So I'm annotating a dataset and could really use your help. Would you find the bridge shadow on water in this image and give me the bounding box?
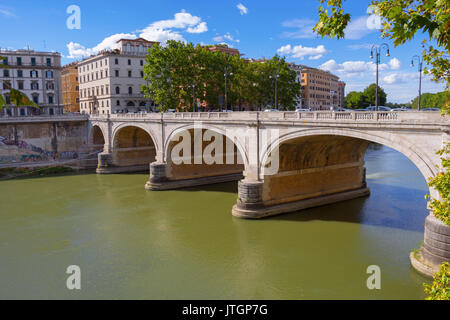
[271,181,428,233]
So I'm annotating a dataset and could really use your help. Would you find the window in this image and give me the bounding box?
[17,57,22,66]
[140,71,144,78]
[3,81,11,90]
[115,87,120,94]
[116,100,120,106]
[5,94,10,104]
[105,59,108,66]
[30,70,38,78]
[128,87,133,94]
[75,86,79,91]
[115,58,119,65]
[17,70,23,78]
[46,82,54,90]
[45,70,54,78]
[140,60,143,66]
[32,95,39,104]
[2,58,7,65]
[48,95,54,104]
[105,85,109,94]
[18,81,24,90]
[3,70,9,77]
[115,70,119,77]
[20,109,25,116]
[128,59,131,65]
[46,58,51,66]
[31,82,39,90]
[105,70,108,77]
[31,57,36,66]
[128,70,132,77]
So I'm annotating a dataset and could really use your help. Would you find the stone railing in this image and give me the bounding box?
[0,113,89,123]
[89,111,447,124]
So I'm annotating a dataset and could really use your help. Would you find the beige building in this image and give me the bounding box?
[0,49,63,116]
[61,62,80,113]
[289,63,340,110]
[78,38,158,115]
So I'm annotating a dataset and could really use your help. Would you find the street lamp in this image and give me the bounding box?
[370,43,390,112]
[269,66,281,110]
[224,66,233,112]
[411,55,423,111]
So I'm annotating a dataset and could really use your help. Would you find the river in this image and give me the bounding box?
[0,145,430,299]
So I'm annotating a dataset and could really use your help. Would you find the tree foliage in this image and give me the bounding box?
[141,41,301,112]
[424,262,450,300]
[411,91,450,109]
[313,0,450,88]
[344,83,387,108]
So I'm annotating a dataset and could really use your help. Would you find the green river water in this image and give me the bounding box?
[0,145,430,299]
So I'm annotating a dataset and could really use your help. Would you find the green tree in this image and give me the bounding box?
[363,83,387,106]
[313,0,450,88]
[411,91,450,109]
[345,91,366,108]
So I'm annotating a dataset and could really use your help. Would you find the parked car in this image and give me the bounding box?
[390,107,409,111]
[264,108,280,112]
[366,106,392,112]
[166,109,176,113]
[222,109,233,112]
[295,108,311,112]
[421,108,441,112]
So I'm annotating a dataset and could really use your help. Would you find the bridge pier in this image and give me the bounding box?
[145,161,243,191]
[410,213,450,277]
[232,180,370,219]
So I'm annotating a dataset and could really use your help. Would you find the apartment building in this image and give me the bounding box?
[289,63,340,110]
[0,49,63,116]
[61,62,80,113]
[78,38,158,115]
[337,81,346,109]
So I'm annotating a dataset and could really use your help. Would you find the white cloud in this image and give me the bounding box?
[281,19,316,39]
[388,57,401,70]
[347,43,373,50]
[187,22,208,34]
[213,33,240,43]
[344,16,378,40]
[237,3,248,15]
[151,10,202,29]
[0,8,16,18]
[277,44,327,60]
[66,10,208,58]
[319,59,389,78]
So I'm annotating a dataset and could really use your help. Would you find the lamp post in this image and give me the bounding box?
[224,66,233,112]
[370,43,390,111]
[269,66,280,110]
[410,55,423,111]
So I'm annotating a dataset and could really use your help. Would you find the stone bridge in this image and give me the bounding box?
[89,110,449,276]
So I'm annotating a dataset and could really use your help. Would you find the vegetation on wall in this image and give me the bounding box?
[424,262,450,300]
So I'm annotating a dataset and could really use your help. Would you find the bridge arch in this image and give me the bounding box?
[260,127,439,198]
[111,124,158,170]
[163,124,248,168]
[162,124,247,183]
[89,124,106,152]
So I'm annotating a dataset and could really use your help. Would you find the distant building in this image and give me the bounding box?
[61,62,80,113]
[0,49,63,116]
[205,45,241,56]
[78,38,158,115]
[288,63,339,110]
[337,81,346,109]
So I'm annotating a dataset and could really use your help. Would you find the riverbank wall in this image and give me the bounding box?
[0,115,96,169]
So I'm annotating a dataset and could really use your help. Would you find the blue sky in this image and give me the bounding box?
[0,0,445,103]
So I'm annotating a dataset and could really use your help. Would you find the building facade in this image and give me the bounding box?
[0,49,63,116]
[78,38,158,115]
[337,81,346,109]
[61,62,80,113]
[289,63,340,110]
